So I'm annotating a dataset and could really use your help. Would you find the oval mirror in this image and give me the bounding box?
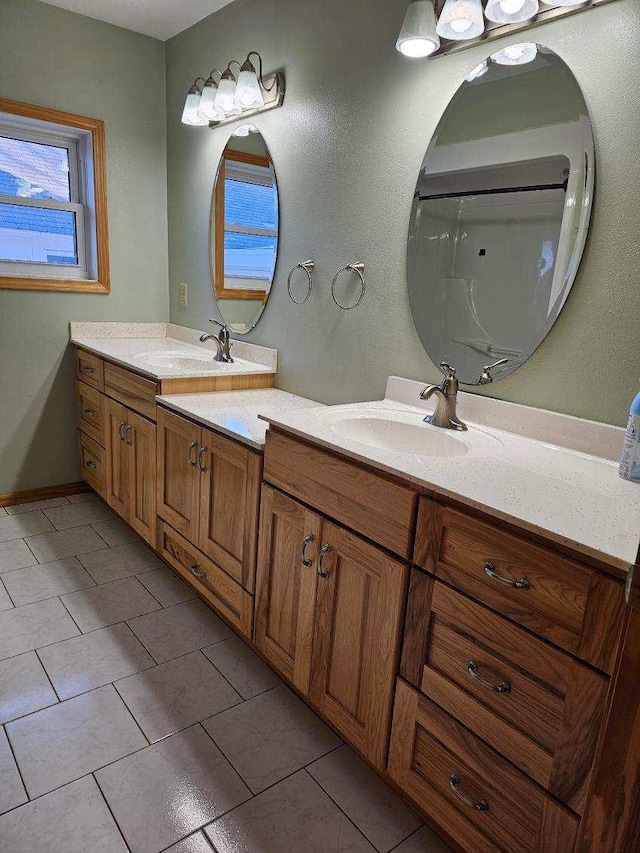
[407,44,594,385]
[210,126,279,333]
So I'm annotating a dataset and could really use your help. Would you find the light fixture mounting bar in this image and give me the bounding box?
[431,0,619,58]
[208,72,284,129]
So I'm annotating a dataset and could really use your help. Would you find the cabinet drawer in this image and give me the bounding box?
[75,348,104,391]
[264,429,418,558]
[414,499,625,672]
[388,680,579,853]
[78,430,106,498]
[402,574,607,813]
[104,362,158,421]
[157,520,253,639]
[76,381,106,447]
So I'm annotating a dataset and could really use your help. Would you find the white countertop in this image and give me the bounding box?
[157,389,324,449]
[260,378,640,574]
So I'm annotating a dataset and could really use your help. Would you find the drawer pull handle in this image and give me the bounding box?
[317,544,332,579]
[301,534,315,567]
[85,460,97,469]
[197,446,208,472]
[117,421,127,443]
[467,660,511,694]
[189,563,207,580]
[83,408,96,417]
[484,560,530,590]
[449,774,489,812]
[81,365,95,374]
[125,424,133,446]
[187,440,198,467]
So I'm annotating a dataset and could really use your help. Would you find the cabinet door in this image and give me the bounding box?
[105,398,129,519]
[255,486,322,695]
[127,410,157,548]
[198,428,262,592]
[156,408,200,542]
[310,521,408,769]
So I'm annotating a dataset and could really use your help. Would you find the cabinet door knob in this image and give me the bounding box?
[467,660,511,694]
[83,408,95,417]
[317,544,332,579]
[300,534,315,567]
[187,440,198,467]
[125,424,133,446]
[448,774,489,812]
[189,563,207,579]
[197,447,208,472]
[484,560,530,590]
[81,365,95,374]
[85,459,97,469]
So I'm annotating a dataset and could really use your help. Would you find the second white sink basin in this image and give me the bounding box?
[135,351,220,371]
[318,407,502,458]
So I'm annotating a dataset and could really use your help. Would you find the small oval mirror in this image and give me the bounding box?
[407,44,594,384]
[210,126,279,333]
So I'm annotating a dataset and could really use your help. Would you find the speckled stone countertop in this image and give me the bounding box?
[157,389,324,450]
[260,377,640,574]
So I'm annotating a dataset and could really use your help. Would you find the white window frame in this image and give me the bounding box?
[0,113,97,281]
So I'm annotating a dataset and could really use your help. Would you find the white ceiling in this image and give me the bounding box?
[37,0,236,40]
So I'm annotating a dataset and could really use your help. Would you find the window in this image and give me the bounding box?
[0,99,109,293]
[214,150,278,301]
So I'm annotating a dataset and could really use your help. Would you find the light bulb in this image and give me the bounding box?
[234,58,264,109]
[491,42,538,65]
[213,69,237,115]
[396,0,440,58]
[436,0,484,42]
[485,0,538,23]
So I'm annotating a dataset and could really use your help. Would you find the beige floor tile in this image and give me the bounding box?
[391,826,452,853]
[203,683,341,793]
[0,651,58,723]
[1,556,95,606]
[205,770,375,853]
[38,623,155,700]
[0,726,27,815]
[115,650,241,742]
[6,684,147,797]
[61,577,161,633]
[6,497,69,515]
[78,541,163,584]
[307,745,421,852]
[128,599,233,663]
[25,525,109,563]
[92,517,141,546]
[203,636,280,700]
[0,775,128,852]
[43,501,117,531]
[66,491,100,504]
[96,725,250,853]
[0,597,79,661]
[0,539,39,572]
[0,579,13,611]
[136,567,196,607]
[165,833,213,853]
[0,511,54,542]
[0,507,7,516]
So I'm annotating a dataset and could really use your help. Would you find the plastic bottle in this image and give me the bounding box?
[619,389,640,482]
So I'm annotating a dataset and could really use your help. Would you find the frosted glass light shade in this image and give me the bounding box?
[181,89,207,126]
[234,64,264,109]
[198,79,225,122]
[465,59,489,82]
[233,124,259,137]
[491,42,538,65]
[396,0,440,58]
[552,0,589,5]
[436,0,484,41]
[213,72,237,115]
[485,0,539,24]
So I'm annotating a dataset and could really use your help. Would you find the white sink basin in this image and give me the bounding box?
[134,351,220,371]
[318,407,502,458]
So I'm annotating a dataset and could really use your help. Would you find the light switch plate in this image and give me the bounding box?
[179,282,188,309]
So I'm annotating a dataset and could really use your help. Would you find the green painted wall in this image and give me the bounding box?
[166,0,640,426]
[0,0,169,493]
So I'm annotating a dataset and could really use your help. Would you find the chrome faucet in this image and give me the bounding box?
[420,362,467,431]
[199,318,234,363]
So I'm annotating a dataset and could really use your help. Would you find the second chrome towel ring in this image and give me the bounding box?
[287,260,315,305]
[331,262,366,310]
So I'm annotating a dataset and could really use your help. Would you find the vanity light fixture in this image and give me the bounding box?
[180,51,284,129]
[396,0,440,57]
[491,41,538,64]
[436,0,485,41]
[465,58,489,81]
[552,0,590,4]
[485,0,539,24]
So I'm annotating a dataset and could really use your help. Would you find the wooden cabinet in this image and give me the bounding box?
[78,431,106,498]
[157,406,262,594]
[105,398,129,519]
[76,381,106,446]
[75,349,104,391]
[255,485,407,769]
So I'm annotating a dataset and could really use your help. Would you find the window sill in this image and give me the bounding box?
[0,275,110,293]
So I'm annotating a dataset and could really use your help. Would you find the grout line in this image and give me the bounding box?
[92,772,134,853]
[57,594,85,635]
[20,537,40,567]
[111,682,151,746]
[197,721,254,793]
[0,574,17,609]
[2,721,29,804]
[33,647,63,703]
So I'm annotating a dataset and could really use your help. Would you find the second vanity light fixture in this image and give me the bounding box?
[396,0,617,58]
[181,52,284,128]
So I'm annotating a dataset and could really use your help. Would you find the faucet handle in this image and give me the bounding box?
[438,361,457,377]
[477,358,508,385]
[208,318,228,331]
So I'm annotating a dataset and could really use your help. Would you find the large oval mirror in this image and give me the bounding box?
[407,44,594,384]
[210,126,279,333]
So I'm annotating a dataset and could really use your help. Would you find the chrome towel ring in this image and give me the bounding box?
[331,262,365,310]
[287,260,315,305]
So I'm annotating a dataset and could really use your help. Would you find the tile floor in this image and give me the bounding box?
[0,492,451,853]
